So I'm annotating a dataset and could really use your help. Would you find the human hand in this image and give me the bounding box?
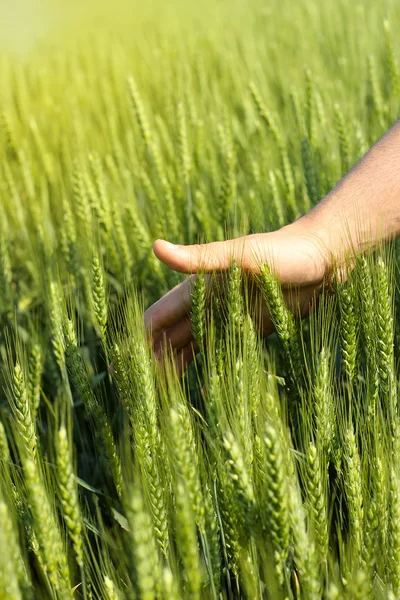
[144,216,332,370]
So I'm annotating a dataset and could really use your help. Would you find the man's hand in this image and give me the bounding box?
[144,216,331,369]
[145,120,400,371]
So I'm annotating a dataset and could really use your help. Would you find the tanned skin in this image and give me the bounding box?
[145,121,400,369]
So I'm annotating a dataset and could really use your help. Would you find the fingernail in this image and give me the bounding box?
[164,241,179,251]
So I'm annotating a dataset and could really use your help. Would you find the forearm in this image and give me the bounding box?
[303,120,400,261]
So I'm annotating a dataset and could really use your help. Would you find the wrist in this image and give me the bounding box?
[296,189,370,271]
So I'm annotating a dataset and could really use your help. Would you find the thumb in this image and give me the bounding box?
[153,238,253,273]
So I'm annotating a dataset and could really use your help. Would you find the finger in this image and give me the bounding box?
[284,282,325,318]
[174,340,199,375]
[154,316,193,354]
[153,237,258,274]
[154,338,198,375]
[145,276,193,336]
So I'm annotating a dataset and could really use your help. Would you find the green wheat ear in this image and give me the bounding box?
[259,263,303,391]
[128,483,160,600]
[368,55,387,128]
[343,426,364,556]
[28,344,42,423]
[228,261,244,331]
[290,481,322,599]
[218,145,236,226]
[334,104,352,173]
[363,456,386,583]
[174,481,202,599]
[314,347,335,460]
[0,419,11,472]
[128,76,154,156]
[223,430,255,527]
[384,20,400,117]
[262,422,291,585]
[0,500,23,600]
[388,466,400,596]
[268,170,286,228]
[24,457,71,591]
[306,442,328,565]
[305,69,317,147]
[11,362,37,459]
[56,426,84,568]
[91,255,108,341]
[357,256,379,411]
[104,576,121,600]
[191,273,206,351]
[375,255,397,414]
[161,567,180,600]
[301,137,319,204]
[338,276,358,383]
[170,403,205,532]
[249,82,283,149]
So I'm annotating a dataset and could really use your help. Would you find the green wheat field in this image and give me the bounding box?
[1,0,400,598]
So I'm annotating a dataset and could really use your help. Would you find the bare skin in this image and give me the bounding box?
[145,120,400,368]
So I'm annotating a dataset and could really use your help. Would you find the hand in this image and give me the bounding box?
[145,118,400,371]
[144,216,332,370]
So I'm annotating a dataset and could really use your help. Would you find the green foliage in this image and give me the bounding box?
[0,1,400,598]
